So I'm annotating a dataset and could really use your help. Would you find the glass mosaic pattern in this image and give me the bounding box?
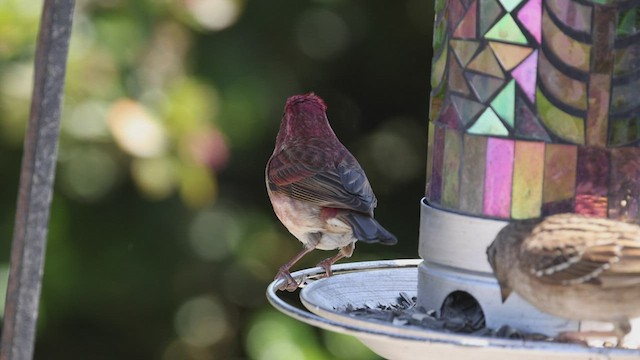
[426,0,640,221]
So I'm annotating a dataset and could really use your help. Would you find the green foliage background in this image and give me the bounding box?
[0,0,433,358]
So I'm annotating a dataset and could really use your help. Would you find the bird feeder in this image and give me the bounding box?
[268,0,640,358]
[420,0,640,339]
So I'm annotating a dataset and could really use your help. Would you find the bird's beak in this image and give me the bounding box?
[500,286,512,303]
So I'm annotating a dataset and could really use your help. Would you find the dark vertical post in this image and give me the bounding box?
[0,0,74,359]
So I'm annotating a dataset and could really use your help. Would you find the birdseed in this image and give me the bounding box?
[335,292,553,341]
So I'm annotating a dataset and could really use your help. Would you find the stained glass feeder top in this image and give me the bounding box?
[426,0,640,221]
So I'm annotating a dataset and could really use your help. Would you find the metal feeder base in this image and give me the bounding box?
[417,199,632,337]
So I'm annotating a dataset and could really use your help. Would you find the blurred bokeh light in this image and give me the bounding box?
[0,0,432,359]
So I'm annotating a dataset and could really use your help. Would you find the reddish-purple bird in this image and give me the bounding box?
[266,93,397,291]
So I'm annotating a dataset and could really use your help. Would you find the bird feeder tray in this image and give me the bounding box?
[267,259,640,360]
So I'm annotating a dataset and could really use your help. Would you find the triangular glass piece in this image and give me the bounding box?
[450,39,481,66]
[451,95,486,126]
[485,14,528,44]
[512,50,538,102]
[489,41,533,70]
[468,107,509,135]
[466,72,505,102]
[467,46,504,79]
[448,0,466,33]
[515,96,550,141]
[448,56,471,95]
[517,0,541,44]
[490,79,515,127]
[499,0,522,12]
[480,0,505,35]
[436,102,463,130]
[454,0,477,38]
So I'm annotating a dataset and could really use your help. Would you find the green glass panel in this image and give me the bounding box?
[490,79,515,127]
[484,14,528,45]
[433,16,447,53]
[609,118,640,146]
[536,88,585,144]
[499,0,522,12]
[480,0,505,35]
[468,107,509,135]
[617,8,639,36]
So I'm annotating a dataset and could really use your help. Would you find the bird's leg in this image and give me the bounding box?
[556,320,631,347]
[275,246,315,292]
[317,242,355,278]
[614,320,632,348]
[275,232,322,292]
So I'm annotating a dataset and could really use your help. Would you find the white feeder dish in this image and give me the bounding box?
[266,259,640,360]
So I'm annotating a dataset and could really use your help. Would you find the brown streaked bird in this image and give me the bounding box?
[487,213,640,346]
[266,93,397,291]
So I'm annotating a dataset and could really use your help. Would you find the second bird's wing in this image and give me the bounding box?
[521,215,640,288]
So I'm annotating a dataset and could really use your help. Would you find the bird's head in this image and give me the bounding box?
[486,236,513,303]
[285,92,327,114]
[487,218,541,303]
[275,93,334,149]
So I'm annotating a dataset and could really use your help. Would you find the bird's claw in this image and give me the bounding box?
[556,330,626,348]
[556,332,590,346]
[316,258,334,278]
[275,269,302,292]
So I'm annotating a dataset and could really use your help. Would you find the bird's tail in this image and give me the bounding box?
[341,213,397,245]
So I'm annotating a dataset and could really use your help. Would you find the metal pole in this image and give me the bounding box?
[1,0,74,359]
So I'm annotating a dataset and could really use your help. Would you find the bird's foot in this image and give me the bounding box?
[558,320,630,348]
[275,268,302,292]
[316,258,334,278]
[557,330,625,347]
[556,332,590,346]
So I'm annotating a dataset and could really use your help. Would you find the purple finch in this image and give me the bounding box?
[266,93,397,291]
[487,214,640,346]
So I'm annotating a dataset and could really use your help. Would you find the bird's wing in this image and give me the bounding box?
[267,141,376,214]
[521,215,640,287]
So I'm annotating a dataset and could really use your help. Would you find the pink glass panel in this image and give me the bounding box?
[511,50,538,103]
[517,0,541,44]
[483,138,514,217]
